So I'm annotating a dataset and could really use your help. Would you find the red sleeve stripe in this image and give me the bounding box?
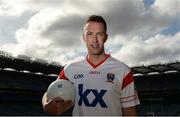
[121,97,138,103]
[121,94,138,103]
[120,94,136,100]
[58,70,69,80]
[121,71,134,90]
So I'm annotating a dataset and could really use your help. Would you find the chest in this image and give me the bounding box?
[68,66,123,92]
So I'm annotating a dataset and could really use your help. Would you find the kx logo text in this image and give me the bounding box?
[78,84,107,108]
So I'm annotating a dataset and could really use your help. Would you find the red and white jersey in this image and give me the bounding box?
[58,54,140,116]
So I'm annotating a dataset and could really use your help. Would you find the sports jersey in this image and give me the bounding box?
[58,54,140,116]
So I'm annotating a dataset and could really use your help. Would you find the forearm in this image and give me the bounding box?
[122,106,137,116]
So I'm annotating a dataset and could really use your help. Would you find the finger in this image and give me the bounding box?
[55,99,64,103]
[62,100,73,109]
[55,99,70,109]
[57,100,72,110]
[57,100,73,114]
[47,99,72,114]
[49,97,64,104]
[61,100,71,106]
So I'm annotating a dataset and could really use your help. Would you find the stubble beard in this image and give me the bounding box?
[88,47,105,56]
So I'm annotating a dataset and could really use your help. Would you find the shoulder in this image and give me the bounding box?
[107,56,132,77]
[63,59,85,70]
[108,56,130,70]
[62,59,86,80]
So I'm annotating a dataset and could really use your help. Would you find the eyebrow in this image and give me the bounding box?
[86,31,105,34]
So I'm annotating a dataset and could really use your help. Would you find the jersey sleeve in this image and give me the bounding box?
[57,69,69,80]
[120,71,140,108]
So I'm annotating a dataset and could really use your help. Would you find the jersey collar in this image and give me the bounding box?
[86,54,110,69]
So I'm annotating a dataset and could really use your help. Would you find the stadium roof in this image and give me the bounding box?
[132,62,180,75]
[0,50,180,75]
[0,50,63,75]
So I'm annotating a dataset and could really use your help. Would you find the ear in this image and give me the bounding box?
[104,34,108,43]
[82,33,85,42]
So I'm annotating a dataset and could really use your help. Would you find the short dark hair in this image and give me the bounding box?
[85,15,107,33]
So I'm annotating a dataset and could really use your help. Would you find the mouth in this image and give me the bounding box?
[91,44,99,49]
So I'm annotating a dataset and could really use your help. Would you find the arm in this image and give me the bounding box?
[122,106,137,116]
[121,71,140,116]
[42,92,72,115]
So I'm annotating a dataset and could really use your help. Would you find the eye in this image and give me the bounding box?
[87,32,93,35]
[97,32,104,36]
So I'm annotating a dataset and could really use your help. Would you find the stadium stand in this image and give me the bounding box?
[134,67,180,115]
[0,50,180,116]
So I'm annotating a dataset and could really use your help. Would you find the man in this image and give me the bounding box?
[42,15,140,116]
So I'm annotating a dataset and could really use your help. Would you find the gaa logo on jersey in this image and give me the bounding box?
[106,73,115,84]
[74,74,84,79]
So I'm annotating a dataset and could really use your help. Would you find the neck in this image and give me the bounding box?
[87,53,107,65]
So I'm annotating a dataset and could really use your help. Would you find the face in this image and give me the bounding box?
[83,21,108,56]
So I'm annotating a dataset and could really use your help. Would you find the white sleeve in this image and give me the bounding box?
[120,71,140,108]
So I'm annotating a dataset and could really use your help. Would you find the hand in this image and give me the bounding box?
[44,97,73,115]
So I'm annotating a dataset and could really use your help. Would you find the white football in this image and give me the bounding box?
[46,79,75,102]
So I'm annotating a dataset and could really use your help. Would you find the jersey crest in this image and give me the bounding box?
[106,73,115,84]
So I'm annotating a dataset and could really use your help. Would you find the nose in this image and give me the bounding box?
[92,34,98,42]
